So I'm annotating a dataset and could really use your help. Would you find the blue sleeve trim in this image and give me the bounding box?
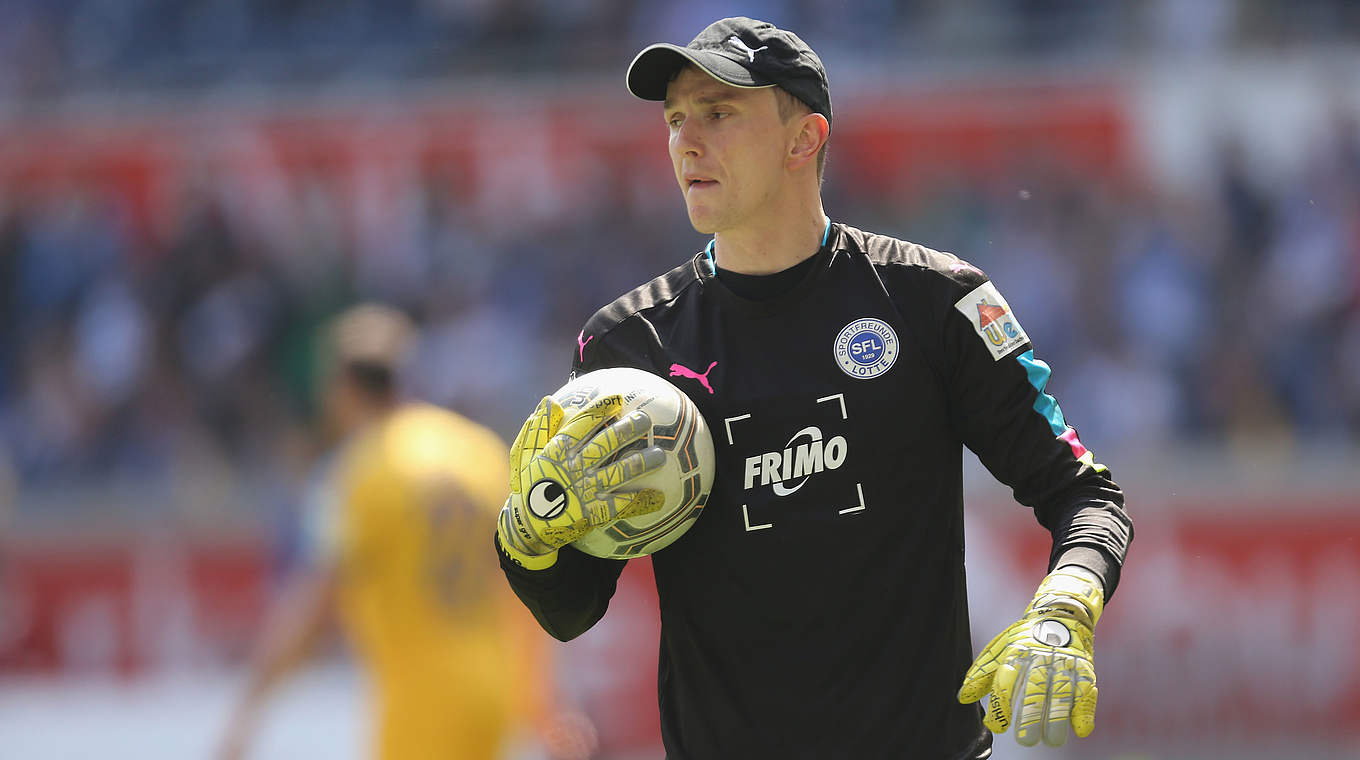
[1017,349,1068,437]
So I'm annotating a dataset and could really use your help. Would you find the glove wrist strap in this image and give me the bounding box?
[1027,567,1106,628]
[498,497,561,570]
[496,530,560,570]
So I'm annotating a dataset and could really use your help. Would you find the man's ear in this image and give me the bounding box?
[788,112,829,172]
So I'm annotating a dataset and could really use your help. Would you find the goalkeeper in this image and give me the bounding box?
[495,16,1133,759]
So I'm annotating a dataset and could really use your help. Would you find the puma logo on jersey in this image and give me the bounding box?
[743,426,848,495]
[727,36,768,62]
[669,360,718,394]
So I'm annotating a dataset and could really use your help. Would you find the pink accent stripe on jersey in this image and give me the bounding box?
[1059,428,1089,460]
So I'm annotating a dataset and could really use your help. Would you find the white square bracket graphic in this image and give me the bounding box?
[723,413,752,446]
[742,504,773,531]
[838,483,866,515]
[816,393,847,420]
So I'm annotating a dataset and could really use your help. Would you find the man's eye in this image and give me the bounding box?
[710,111,730,119]
[667,116,683,128]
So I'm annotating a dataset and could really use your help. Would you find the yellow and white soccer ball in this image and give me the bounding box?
[550,367,715,558]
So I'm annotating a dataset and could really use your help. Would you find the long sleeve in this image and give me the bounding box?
[938,267,1133,596]
[492,318,649,640]
[495,534,628,641]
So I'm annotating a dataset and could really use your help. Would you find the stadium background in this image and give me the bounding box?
[0,1,1358,758]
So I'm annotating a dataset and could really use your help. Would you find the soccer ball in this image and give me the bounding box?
[550,367,715,559]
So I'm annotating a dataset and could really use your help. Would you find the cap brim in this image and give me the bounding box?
[626,43,775,102]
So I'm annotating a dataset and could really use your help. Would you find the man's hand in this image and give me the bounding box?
[497,394,666,569]
[958,567,1105,747]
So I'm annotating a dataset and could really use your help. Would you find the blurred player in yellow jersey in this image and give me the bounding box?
[218,304,594,760]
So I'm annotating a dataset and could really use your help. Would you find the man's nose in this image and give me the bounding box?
[672,119,702,157]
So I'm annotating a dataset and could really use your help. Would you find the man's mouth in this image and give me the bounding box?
[686,177,718,191]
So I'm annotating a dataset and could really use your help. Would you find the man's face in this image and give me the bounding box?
[663,66,792,234]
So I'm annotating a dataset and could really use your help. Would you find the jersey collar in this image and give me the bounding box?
[696,219,840,316]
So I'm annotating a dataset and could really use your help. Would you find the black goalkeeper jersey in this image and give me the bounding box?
[499,222,1132,760]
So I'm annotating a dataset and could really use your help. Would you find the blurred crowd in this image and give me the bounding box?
[0,130,706,510]
[2,0,1359,102]
[858,116,1360,453]
[2,103,1357,511]
[1,1,1358,520]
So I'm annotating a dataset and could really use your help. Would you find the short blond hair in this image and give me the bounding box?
[325,303,417,399]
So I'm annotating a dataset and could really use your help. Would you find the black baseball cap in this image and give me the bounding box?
[626,17,832,126]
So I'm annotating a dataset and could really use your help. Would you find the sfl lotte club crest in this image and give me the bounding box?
[834,317,899,379]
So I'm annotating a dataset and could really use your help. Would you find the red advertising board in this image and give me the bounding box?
[2,503,1358,751]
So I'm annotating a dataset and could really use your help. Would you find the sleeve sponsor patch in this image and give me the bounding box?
[953,281,1029,360]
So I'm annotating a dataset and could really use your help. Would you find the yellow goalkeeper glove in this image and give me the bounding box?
[958,567,1105,747]
[497,394,666,570]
